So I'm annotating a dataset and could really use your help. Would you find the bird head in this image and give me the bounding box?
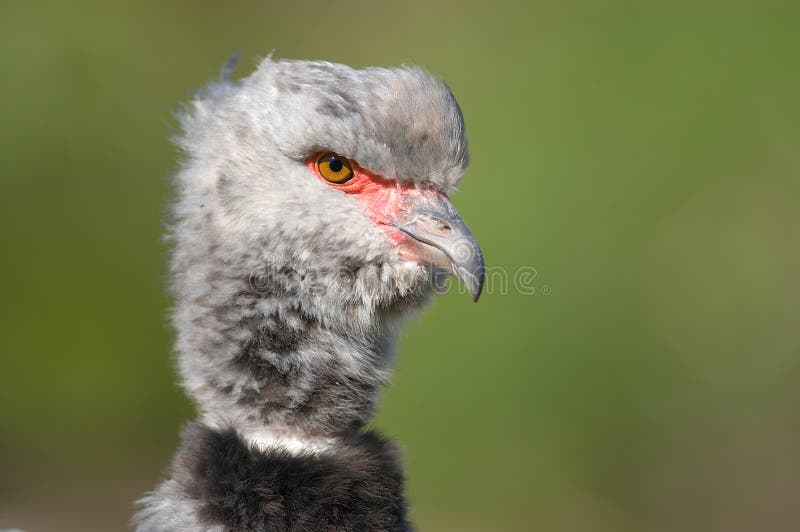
[173,57,483,334]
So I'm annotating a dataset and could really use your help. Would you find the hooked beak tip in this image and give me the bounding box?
[472,276,484,302]
[459,256,485,303]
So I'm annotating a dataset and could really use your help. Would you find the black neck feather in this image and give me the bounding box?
[171,422,412,531]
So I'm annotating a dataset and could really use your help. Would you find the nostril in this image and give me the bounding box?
[434,219,452,233]
[416,215,452,235]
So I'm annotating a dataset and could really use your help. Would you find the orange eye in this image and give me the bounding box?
[317,153,354,184]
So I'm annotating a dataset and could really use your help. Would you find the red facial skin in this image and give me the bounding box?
[306,155,456,268]
[306,155,439,253]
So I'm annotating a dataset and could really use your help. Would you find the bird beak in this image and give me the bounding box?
[390,190,485,301]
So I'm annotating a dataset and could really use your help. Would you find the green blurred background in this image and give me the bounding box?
[2,1,799,530]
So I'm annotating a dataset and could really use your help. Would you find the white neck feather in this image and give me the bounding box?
[204,417,336,455]
[244,427,336,455]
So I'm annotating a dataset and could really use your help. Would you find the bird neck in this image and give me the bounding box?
[173,260,402,443]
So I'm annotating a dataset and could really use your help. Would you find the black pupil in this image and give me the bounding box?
[328,157,343,173]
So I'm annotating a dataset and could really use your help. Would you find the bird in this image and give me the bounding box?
[133,54,484,531]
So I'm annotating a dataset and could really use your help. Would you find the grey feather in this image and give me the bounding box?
[133,56,470,531]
